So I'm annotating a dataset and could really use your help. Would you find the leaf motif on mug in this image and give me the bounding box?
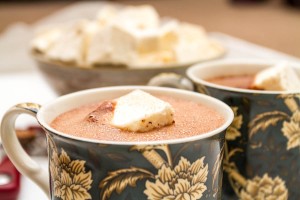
[50,148,93,200]
[99,167,154,200]
[282,111,300,150]
[240,174,288,200]
[279,95,300,150]
[223,141,245,197]
[172,143,191,164]
[248,111,289,139]
[279,95,300,123]
[227,148,243,161]
[105,153,131,162]
[144,157,208,200]
[131,145,170,169]
[278,93,300,101]
[249,94,300,151]
[212,144,224,196]
[226,107,243,141]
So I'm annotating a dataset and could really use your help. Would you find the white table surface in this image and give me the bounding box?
[0,71,54,200]
[0,32,299,200]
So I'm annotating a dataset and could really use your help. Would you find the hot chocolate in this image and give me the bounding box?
[206,63,300,91]
[206,74,255,89]
[50,95,225,142]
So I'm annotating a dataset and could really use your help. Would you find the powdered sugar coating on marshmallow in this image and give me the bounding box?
[111,90,175,132]
[252,62,300,91]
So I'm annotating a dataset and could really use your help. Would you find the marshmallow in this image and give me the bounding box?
[87,6,169,66]
[107,19,178,66]
[252,62,300,91]
[31,5,216,68]
[31,27,63,53]
[111,90,175,132]
[47,20,99,66]
[175,23,212,63]
[96,5,118,26]
[157,19,179,52]
[114,5,160,30]
[46,21,87,64]
[86,26,113,66]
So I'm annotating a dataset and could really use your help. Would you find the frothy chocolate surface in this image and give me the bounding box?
[206,75,255,89]
[50,95,225,142]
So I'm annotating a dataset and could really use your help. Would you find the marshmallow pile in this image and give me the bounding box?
[111,90,175,132]
[252,62,300,91]
[31,5,222,68]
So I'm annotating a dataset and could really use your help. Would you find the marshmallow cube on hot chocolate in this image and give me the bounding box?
[111,90,175,132]
[252,62,300,91]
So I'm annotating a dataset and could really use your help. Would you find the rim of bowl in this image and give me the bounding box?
[37,86,233,145]
[187,59,300,95]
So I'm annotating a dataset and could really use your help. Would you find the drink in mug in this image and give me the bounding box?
[1,86,233,200]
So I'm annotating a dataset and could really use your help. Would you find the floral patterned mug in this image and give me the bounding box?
[0,86,233,200]
[185,59,300,200]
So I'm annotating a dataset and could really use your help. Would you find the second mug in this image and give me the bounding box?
[152,59,300,200]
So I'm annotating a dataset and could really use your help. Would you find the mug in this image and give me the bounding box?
[1,86,233,200]
[151,60,300,200]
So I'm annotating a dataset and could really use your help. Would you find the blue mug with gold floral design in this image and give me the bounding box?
[184,60,300,200]
[1,86,233,200]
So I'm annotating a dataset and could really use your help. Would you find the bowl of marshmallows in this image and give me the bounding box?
[31,5,225,95]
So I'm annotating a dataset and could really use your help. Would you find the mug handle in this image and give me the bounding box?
[148,73,194,91]
[1,103,50,199]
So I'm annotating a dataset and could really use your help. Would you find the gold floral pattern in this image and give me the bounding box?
[195,86,299,198]
[144,157,208,200]
[98,144,212,200]
[226,107,242,141]
[99,167,154,200]
[249,95,300,150]
[240,174,288,200]
[223,106,245,197]
[50,149,93,200]
[282,110,300,150]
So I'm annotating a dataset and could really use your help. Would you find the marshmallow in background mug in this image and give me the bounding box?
[252,62,300,91]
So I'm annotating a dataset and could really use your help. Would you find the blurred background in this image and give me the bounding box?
[0,0,300,57]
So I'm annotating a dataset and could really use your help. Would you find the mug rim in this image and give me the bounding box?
[37,86,233,145]
[187,59,300,95]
